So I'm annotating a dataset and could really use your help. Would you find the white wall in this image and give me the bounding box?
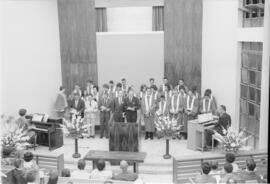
[1,0,61,117]
[202,0,239,127]
[96,32,164,91]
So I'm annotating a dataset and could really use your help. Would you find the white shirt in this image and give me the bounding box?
[71,169,90,179]
[85,100,98,112]
[90,169,112,180]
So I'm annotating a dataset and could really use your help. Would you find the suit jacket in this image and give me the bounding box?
[111,97,124,113]
[98,97,112,113]
[240,171,262,183]
[123,96,140,113]
[69,98,85,113]
[215,112,231,135]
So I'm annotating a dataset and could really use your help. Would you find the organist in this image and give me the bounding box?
[205,105,231,148]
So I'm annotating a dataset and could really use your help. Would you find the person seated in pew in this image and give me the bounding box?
[47,170,58,184]
[205,105,231,148]
[71,159,90,179]
[220,163,243,184]
[61,168,71,177]
[255,158,267,180]
[108,80,116,98]
[195,162,217,184]
[240,158,263,183]
[199,89,217,114]
[210,161,220,175]
[112,160,138,181]
[25,169,38,184]
[90,159,113,180]
[224,153,239,173]
[10,159,27,184]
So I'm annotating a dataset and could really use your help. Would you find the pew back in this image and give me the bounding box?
[34,153,64,175]
[172,150,267,184]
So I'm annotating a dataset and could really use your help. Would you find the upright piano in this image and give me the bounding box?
[26,114,63,151]
[187,113,218,152]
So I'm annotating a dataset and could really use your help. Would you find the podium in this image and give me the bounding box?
[109,122,139,152]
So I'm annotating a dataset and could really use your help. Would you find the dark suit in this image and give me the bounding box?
[98,97,112,138]
[240,171,262,183]
[111,97,125,122]
[69,98,85,117]
[205,112,231,147]
[123,96,140,123]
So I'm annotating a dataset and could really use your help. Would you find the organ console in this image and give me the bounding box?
[26,114,63,151]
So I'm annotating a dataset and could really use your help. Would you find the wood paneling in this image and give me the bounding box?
[95,0,164,8]
[164,0,202,90]
[58,0,97,93]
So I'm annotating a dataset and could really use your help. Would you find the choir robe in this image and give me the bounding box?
[185,95,199,120]
[178,93,187,132]
[111,96,125,122]
[199,97,217,115]
[169,95,181,121]
[141,94,156,132]
[155,99,170,117]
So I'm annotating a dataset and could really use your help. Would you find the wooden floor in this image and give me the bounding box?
[29,136,221,183]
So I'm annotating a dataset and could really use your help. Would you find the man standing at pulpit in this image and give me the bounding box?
[98,92,112,139]
[111,91,125,122]
[141,87,156,140]
[123,88,140,123]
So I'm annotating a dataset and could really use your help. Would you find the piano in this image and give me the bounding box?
[187,113,218,152]
[26,114,63,151]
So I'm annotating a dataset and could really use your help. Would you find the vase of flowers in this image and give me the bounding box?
[154,115,182,159]
[214,127,251,153]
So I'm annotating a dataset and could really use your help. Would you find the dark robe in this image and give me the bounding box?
[123,96,140,123]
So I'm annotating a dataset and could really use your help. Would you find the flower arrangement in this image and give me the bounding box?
[1,128,31,156]
[61,111,90,138]
[154,115,183,138]
[214,126,251,153]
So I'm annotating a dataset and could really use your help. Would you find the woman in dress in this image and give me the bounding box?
[84,94,98,138]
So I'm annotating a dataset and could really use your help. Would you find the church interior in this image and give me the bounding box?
[1,0,269,183]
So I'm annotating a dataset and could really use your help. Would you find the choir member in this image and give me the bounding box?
[150,85,158,101]
[111,90,125,122]
[178,86,187,139]
[185,90,199,120]
[115,83,122,98]
[92,85,99,102]
[141,87,157,140]
[156,94,170,117]
[84,94,98,138]
[169,88,181,139]
[149,78,155,86]
[121,78,128,95]
[139,84,147,100]
[69,92,85,118]
[72,84,82,97]
[163,84,172,101]
[176,79,189,92]
[54,86,68,118]
[191,86,200,99]
[84,80,94,97]
[108,80,116,97]
[98,92,112,139]
[199,89,217,115]
[160,77,169,92]
[123,88,140,123]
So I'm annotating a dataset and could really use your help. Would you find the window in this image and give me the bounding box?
[239,42,262,149]
[241,0,265,27]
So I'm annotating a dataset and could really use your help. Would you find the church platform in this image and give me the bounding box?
[30,136,221,183]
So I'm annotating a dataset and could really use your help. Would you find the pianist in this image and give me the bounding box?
[205,105,231,148]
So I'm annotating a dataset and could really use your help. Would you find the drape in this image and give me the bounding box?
[152,6,164,31]
[96,8,108,32]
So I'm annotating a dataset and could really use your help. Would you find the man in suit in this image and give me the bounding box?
[69,92,85,117]
[123,88,140,123]
[98,92,112,138]
[205,105,231,147]
[111,90,125,122]
[195,162,216,184]
[241,158,263,183]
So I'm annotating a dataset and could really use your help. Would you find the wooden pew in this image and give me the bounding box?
[34,153,64,175]
[172,150,268,184]
[42,176,136,184]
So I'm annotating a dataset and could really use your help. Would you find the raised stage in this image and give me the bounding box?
[29,136,220,183]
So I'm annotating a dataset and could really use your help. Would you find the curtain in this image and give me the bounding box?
[96,8,108,32]
[152,6,164,31]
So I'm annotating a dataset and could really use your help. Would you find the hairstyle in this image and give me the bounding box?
[224,163,233,173]
[246,158,256,171]
[149,78,154,82]
[97,159,106,171]
[77,159,86,170]
[103,84,109,89]
[165,84,171,90]
[86,80,93,84]
[204,89,211,97]
[109,80,114,84]
[61,168,71,177]
[47,170,59,184]
[14,159,22,168]
[163,77,168,80]
[93,85,99,91]
[220,105,226,111]
[19,108,27,117]
[178,85,186,92]
[150,85,158,91]
[25,170,36,182]
[160,94,165,99]
[121,78,126,82]
[201,162,211,175]
[23,152,34,162]
[140,84,146,92]
[225,153,236,163]
[116,83,122,88]
[210,161,219,170]
[192,86,197,93]
[120,160,128,170]
[59,86,65,91]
